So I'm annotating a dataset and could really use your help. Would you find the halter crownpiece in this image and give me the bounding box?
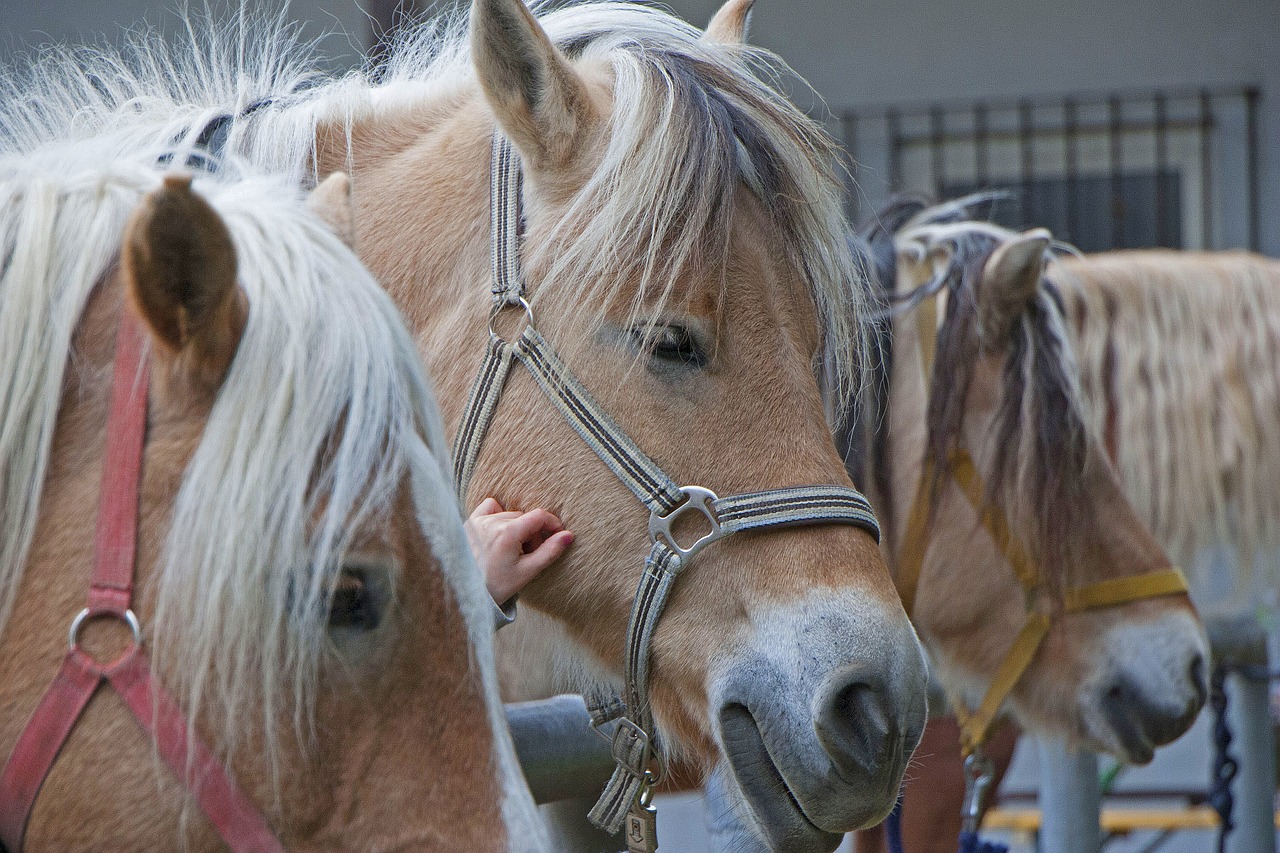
[452,135,882,841]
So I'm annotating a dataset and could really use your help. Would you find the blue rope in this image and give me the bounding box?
[957,830,1009,853]
[885,793,904,853]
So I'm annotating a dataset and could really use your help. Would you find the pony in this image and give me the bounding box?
[0,121,541,847]
[847,202,1207,762]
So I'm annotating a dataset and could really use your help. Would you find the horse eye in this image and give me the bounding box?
[634,324,707,369]
[328,567,383,631]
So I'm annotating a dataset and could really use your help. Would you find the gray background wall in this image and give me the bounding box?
[3,0,1274,253]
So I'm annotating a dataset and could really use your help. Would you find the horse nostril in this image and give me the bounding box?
[813,667,899,779]
[1189,653,1207,706]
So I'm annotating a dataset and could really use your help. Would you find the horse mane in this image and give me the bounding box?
[857,198,1091,592]
[1056,250,1280,590]
[1,1,868,405]
[0,132,511,803]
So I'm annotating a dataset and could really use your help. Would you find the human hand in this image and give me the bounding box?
[465,497,574,605]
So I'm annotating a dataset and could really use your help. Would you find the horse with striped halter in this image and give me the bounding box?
[0,118,541,848]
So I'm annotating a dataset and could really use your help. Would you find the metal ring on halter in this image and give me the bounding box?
[487,295,534,343]
[68,607,142,651]
[649,486,724,562]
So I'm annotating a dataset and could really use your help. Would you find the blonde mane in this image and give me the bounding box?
[1,1,868,403]
[1056,250,1280,599]
[0,136,531,829]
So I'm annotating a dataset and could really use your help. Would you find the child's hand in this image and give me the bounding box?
[465,497,574,605]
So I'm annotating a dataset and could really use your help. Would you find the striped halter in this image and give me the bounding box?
[452,136,882,847]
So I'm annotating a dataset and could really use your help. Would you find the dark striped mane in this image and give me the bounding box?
[844,198,1091,593]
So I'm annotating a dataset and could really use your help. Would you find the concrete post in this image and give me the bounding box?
[1036,737,1101,853]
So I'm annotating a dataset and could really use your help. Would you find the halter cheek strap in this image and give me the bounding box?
[0,308,282,853]
[453,136,882,839]
[894,291,1189,758]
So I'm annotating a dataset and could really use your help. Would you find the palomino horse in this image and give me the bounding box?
[0,119,540,847]
[38,1,928,847]
[845,205,1208,765]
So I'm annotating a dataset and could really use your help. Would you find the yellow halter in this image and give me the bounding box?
[895,292,1189,758]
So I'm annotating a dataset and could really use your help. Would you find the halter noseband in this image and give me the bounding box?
[453,136,882,843]
[894,287,1189,761]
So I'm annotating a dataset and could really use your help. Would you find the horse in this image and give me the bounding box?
[848,205,1208,758]
[0,122,541,848]
[1052,246,1280,853]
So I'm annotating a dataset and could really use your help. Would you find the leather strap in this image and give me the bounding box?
[0,308,282,852]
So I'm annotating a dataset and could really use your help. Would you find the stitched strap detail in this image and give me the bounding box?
[490,136,525,307]
[716,486,880,541]
[518,327,686,515]
[452,335,516,501]
[0,652,102,848]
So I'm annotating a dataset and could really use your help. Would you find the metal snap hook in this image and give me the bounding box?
[648,486,724,562]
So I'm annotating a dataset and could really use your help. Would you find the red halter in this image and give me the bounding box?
[0,308,282,852]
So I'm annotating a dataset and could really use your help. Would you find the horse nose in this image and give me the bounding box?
[1103,673,1202,755]
[813,664,924,780]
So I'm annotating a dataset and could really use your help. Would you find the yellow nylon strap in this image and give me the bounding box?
[954,612,1052,758]
[948,448,1041,593]
[896,457,934,617]
[1064,568,1189,612]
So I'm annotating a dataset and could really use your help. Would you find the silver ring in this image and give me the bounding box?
[68,607,142,651]
[487,296,535,342]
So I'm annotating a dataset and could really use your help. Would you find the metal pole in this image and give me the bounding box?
[505,694,616,804]
[1224,669,1278,853]
[1036,736,1102,853]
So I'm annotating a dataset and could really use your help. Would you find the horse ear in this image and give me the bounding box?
[123,173,246,389]
[308,172,356,249]
[470,0,595,169]
[705,0,755,43]
[977,228,1051,348]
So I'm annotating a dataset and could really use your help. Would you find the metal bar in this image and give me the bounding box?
[888,117,1207,148]
[1154,92,1169,246]
[1200,90,1214,249]
[505,694,617,804]
[1037,737,1102,853]
[1224,671,1278,853]
[1019,100,1034,229]
[1064,97,1079,242]
[887,108,903,191]
[974,102,990,187]
[929,105,946,197]
[841,111,860,222]
[1245,86,1261,251]
[1109,95,1125,248]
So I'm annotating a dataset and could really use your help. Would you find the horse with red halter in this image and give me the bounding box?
[0,111,541,847]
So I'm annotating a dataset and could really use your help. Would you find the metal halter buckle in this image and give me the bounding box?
[68,607,142,654]
[649,485,724,562]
